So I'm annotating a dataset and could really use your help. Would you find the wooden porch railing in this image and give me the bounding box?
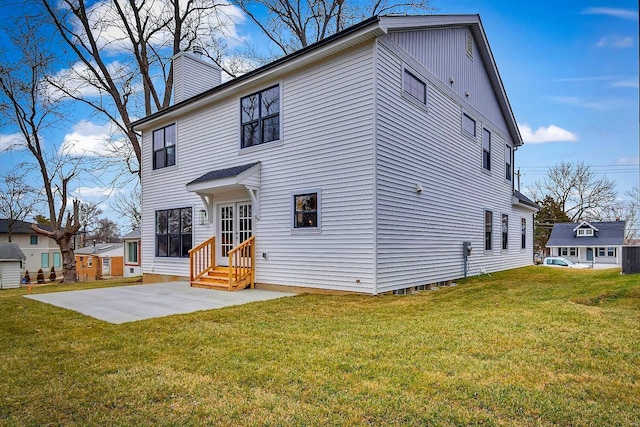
[189,236,216,282]
[228,236,255,290]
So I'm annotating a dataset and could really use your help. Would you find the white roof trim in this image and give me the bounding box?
[573,221,599,232]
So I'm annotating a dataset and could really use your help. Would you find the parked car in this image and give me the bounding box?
[542,257,591,269]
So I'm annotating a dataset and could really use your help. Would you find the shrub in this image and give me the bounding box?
[37,269,45,284]
[49,267,56,281]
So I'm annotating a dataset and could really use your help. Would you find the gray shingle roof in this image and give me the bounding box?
[121,229,140,239]
[75,243,121,255]
[0,243,26,260]
[0,219,51,234]
[514,190,539,209]
[187,162,260,186]
[546,221,626,247]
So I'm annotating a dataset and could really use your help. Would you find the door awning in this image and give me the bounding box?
[186,162,261,220]
[186,162,260,194]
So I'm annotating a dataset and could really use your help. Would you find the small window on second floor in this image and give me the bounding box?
[241,85,280,148]
[153,123,176,169]
[403,70,426,105]
[505,145,512,181]
[30,235,38,245]
[462,113,476,137]
[482,128,491,171]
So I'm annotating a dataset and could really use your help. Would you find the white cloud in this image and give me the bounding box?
[0,133,27,151]
[617,157,640,166]
[60,120,126,157]
[518,124,578,144]
[71,186,114,199]
[70,0,247,54]
[596,34,634,48]
[611,77,639,89]
[581,7,639,21]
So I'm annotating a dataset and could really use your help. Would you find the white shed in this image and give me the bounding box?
[0,243,26,289]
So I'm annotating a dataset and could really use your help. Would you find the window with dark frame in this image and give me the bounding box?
[485,210,493,251]
[462,113,476,137]
[502,214,508,250]
[30,235,38,245]
[153,123,176,170]
[293,193,318,228]
[155,207,192,257]
[241,85,280,148]
[403,70,426,104]
[505,144,512,181]
[521,218,526,249]
[482,128,491,171]
[127,241,138,263]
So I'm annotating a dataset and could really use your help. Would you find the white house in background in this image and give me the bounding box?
[122,229,142,277]
[0,243,26,289]
[133,14,539,294]
[546,220,626,267]
[0,219,60,278]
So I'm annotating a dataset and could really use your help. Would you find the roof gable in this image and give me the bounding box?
[132,15,521,146]
[0,243,26,261]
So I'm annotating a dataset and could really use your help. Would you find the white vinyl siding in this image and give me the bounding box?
[140,42,376,292]
[374,38,530,292]
[0,261,22,289]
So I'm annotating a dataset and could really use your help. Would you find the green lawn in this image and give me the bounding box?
[1,268,639,426]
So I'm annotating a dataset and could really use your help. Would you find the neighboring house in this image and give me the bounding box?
[0,243,26,289]
[122,229,142,277]
[133,15,539,294]
[0,219,60,278]
[75,243,124,281]
[546,221,626,266]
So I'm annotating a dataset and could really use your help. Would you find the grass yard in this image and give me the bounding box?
[1,267,639,426]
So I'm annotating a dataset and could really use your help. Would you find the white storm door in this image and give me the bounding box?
[217,201,252,266]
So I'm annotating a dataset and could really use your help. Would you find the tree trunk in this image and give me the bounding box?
[58,235,77,283]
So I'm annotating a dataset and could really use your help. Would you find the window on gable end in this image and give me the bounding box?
[403,70,426,105]
[482,128,491,171]
[466,32,474,58]
[153,123,176,170]
[462,113,476,137]
[241,85,280,148]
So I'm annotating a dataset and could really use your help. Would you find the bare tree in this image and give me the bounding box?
[88,217,121,243]
[599,187,640,241]
[38,0,238,178]
[0,171,41,242]
[232,0,433,57]
[528,161,617,222]
[77,201,103,247]
[111,184,141,231]
[0,20,83,282]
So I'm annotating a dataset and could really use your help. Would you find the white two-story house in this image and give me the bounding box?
[133,15,539,294]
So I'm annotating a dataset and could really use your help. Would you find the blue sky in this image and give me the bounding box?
[0,0,638,229]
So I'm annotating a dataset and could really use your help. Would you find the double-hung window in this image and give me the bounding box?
[127,241,139,264]
[153,124,176,169]
[241,85,280,148]
[505,145,512,181]
[502,214,508,250]
[293,192,319,229]
[156,207,192,257]
[485,210,493,251]
[482,128,491,171]
[403,70,426,104]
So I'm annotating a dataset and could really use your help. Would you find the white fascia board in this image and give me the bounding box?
[185,176,239,193]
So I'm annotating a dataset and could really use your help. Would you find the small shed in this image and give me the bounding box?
[0,243,26,289]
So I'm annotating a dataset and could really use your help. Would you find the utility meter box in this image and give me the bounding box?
[463,241,472,256]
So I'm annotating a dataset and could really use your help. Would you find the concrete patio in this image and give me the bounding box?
[24,282,295,324]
